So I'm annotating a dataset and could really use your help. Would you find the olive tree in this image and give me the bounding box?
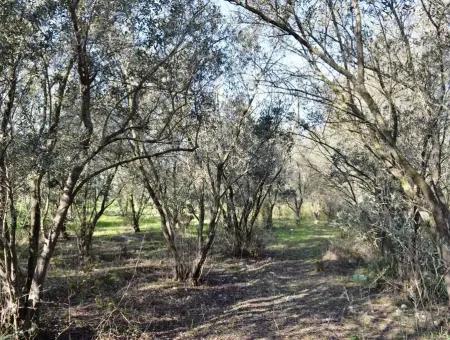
[0,0,224,333]
[72,167,118,258]
[222,105,290,256]
[226,0,450,301]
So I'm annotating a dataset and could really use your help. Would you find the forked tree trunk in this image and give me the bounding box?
[143,174,185,280]
[294,198,303,224]
[23,166,82,328]
[129,194,141,232]
[132,218,140,233]
[77,171,116,259]
[190,244,212,285]
[190,204,220,285]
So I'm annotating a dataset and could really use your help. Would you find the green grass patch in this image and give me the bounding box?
[273,218,339,245]
[93,213,340,263]
[95,214,161,237]
[270,218,340,259]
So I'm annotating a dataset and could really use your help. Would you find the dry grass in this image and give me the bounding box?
[35,216,448,339]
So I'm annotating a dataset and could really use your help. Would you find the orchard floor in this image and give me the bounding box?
[38,217,448,339]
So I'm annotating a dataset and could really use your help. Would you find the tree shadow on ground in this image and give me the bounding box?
[39,220,439,339]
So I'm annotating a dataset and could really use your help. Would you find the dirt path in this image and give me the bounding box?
[151,224,416,339]
[42,221,433,339]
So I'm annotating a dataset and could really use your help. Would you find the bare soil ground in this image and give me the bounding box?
[37,219,448,339]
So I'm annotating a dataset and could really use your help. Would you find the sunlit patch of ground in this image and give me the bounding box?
[38,216,448,339]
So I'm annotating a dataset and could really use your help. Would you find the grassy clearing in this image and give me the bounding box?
[273,218,339,245]
[269,218,339,261]
[94,214,161,237]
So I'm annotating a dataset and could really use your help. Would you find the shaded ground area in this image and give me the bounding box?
[39,217,446,339]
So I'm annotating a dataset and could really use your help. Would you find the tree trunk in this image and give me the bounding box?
[174,258,190,281]
[191,212,218,285]
[60,222,69,240]
[129,194,141,232]
[25,175,42,296]
[0,158,20,332]
[441,243,450,305]
[431,208,450,304]
[132,217,140,233]
[294,207,301,224]
[395,161,450,303]
[262,203,274,229]
[78,222,94,260]
[190,245,212,285]
[294,199,303,225]
[23,166,82,327]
